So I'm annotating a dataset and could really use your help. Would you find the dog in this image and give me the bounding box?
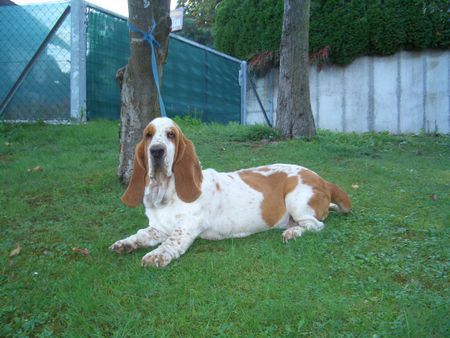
[110,117,352,267]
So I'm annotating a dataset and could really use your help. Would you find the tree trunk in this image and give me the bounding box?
[276,0,316,139]
[118,0,171,185]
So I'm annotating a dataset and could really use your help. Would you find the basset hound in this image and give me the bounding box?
[110,117,352,267]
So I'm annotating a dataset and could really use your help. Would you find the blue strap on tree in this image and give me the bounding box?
[128,21,167,117]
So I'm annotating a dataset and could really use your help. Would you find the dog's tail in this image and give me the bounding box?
[327,182,352,213]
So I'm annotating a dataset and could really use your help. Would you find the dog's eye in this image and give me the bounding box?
[167,131,175,139]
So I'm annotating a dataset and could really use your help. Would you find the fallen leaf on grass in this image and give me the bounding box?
[9,244,21,258]
[27,166,43,173]
[351,184,359,189]
[72,247,90,256]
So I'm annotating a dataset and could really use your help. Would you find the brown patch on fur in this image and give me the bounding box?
[254,166,271,172]
[144,124,156,138]
[239,171,298,227]
[167,126,178,146]
[172,124,203,203]
[299,169,352,219]
[142,124,156,188]
[121,124,155,207]
[120,142,146,207]
[215,183,221,191]
[326,181,352,213]
[299,170,331,220]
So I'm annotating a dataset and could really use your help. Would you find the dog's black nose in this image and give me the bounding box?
[150,145,166,159]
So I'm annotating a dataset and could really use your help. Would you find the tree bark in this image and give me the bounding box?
[118,0,171,185]
[276,0,316,139]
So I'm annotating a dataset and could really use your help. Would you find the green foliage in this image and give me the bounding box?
[225,122,281,141]
[176,0,222,27]
[174,17,214,47]
[174,0,221,46]
[310,0,370,64]
[366,2,406,56]
[214,0,450,64]
[172,114,203,127]
[214,0,283,59]
[1,121,449,336]
[173,117,280,141]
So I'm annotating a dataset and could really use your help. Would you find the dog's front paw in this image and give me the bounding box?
[141,250,172,268]
[109,240,136,254]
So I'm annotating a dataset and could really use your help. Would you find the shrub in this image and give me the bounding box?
[214,0,450,65]
[214,0,283,59]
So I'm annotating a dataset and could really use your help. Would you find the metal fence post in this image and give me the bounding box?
[240,61,247,125]
[268,69,274,125]
[70,0,87,122]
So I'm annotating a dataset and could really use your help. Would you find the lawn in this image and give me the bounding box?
[0,119,448,337]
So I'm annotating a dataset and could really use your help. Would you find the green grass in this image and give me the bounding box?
[0,120,449,337]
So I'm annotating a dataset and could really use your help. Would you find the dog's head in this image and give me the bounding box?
[121,117,203,207]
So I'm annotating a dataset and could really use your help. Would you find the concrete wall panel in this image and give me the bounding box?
[425,51,449,133]
[373,54,399,133]
[345,57,370,132]
[317,66,344,131]
[400,51,425,133]
[245,50,449,134]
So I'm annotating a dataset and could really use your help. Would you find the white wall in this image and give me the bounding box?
[246,50,449,134]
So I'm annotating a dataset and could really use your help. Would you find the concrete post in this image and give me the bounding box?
[70,0,87,122]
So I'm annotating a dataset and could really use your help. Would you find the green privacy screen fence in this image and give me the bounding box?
[0,2,243,124]
[163,35,242,123]
[87,7,242,123]
[86,7,128,121]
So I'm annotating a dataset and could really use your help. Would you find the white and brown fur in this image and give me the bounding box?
[110,117,352,267]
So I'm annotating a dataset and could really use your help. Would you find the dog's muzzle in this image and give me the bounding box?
[150,144,166,166]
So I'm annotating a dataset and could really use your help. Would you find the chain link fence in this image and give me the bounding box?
[0,2,71,122]
[0,1,244,124]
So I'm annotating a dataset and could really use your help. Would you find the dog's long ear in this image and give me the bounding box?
[121,140,147,207]
[173,128,203,203]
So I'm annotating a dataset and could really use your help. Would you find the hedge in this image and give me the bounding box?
[214,0,450,65]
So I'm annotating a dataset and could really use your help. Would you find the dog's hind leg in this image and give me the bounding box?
[329,203,340,212]
[281,179,329,243]
[281,216,324,243]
